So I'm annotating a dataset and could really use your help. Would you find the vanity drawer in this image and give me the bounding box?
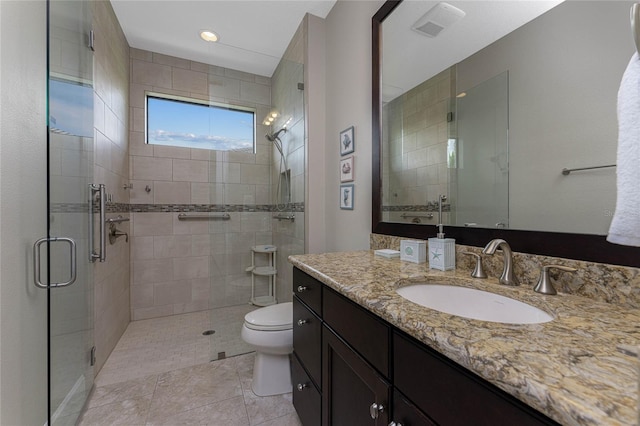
[323,286,391,379]
[393,331,558,426]
[292,353,321,426]
[293,295,322,388]
[293,267,322,315]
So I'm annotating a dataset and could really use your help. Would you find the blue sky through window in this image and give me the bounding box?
[147,96,255,151]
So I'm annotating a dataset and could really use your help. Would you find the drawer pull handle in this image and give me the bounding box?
[370,402,385,419]
[297,319,308,326]
[297,285,308,292]
[297,383,307,391]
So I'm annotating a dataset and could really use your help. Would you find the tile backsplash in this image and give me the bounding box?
[371,233,640,309]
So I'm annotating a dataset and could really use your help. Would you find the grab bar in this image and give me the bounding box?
[400,213,434,219]
[632,3,640,56]
[273,214,295,222]
[177,213,230,221]
[106,215,130,224]
[561,164,616,175]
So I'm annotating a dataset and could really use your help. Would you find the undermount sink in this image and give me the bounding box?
[396,284,553,324]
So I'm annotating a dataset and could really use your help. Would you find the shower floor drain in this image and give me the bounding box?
[202,330,215,336]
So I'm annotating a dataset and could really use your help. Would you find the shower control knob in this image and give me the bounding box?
[297,383,307,391]
[297,319,308,326]
[297,285,307,293]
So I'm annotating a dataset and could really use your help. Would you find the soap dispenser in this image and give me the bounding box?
[428,195,456,270]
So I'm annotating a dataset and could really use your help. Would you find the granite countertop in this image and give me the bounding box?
[289,250,640,426]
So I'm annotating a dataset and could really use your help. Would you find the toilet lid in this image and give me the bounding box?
[244,302,293,331]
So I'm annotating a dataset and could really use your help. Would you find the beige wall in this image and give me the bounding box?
[305,14,327,254]
[128,49,275,319]
[92,0,131,374]
[0,1,48,424]
[456,1,630,234]
[324,0,384,251]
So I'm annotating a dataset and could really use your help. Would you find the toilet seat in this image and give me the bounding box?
[244,302,292,331]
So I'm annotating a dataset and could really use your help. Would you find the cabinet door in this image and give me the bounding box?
[322,326,390,426]
[293,295,322,388]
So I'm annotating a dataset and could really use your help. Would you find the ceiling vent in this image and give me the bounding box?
[412,2,466,38]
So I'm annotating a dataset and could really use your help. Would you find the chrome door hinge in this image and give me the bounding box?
[89,30,95,51]
[90,346,96,366]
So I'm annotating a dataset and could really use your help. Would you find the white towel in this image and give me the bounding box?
[607,53,640,246]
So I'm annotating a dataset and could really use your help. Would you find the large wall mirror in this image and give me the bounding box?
[372,0,640,267]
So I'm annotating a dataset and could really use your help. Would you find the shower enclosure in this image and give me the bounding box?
[46,0,95,424]
[208,55,306,361]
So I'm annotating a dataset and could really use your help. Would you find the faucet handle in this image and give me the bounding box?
[462,252,487,278]
[533,265,577,295]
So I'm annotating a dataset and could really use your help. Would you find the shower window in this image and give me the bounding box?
[145,92,256,152]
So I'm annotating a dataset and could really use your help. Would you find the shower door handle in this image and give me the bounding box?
[33,237,77,288]
[89,183,106,262]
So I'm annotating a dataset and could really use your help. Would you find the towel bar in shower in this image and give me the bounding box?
[177,213,231,221]
[273,214,295,221]
[561,164,616,175]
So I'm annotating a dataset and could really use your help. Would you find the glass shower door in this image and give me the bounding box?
[455,71,509,228]
[47,0,95,424]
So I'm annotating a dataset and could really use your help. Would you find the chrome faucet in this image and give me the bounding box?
[482,239,519,286]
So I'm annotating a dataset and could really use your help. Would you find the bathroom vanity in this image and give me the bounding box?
[289,251,640,425]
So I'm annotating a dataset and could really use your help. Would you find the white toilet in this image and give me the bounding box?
[241,302,293,396]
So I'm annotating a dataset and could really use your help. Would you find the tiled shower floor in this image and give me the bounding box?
[79,307,301,425]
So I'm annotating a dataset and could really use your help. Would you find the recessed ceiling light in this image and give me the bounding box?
[200,30,219,43]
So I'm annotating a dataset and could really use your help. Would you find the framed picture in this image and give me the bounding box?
[340,155,354,182]
[340,184,354,210]
[340,126,355,156]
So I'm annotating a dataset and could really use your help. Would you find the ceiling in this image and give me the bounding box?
[110,0,337,77]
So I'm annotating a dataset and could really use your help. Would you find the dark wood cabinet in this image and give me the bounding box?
[292,353,321,426]
[291,267,558,426]
[323,286,391,378]
[293,267,322,314]
[293,296,322,388]
[292,268,323,424]
[393,331,558,426]
[392,389,437,426]
[322,326,390,426]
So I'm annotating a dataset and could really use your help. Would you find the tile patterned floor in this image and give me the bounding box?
[80,309,301,425]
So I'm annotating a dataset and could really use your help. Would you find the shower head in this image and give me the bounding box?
[265,127,287,142]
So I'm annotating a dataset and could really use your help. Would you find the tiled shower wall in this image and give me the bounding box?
[128,48,276,320]
[271,20,307,303]
[383,68,453,223]
[93,0,131,373]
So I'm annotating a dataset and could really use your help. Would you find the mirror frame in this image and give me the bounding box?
[372,0,640,268]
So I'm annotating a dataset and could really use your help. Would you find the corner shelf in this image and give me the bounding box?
[248,245,277,306]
